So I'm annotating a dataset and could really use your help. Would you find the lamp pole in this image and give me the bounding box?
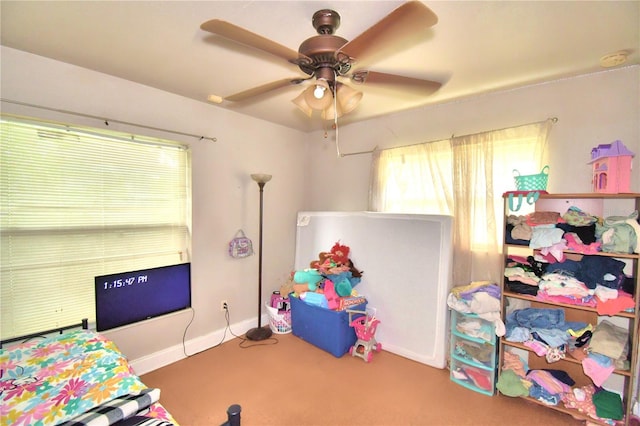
[246,174,273,341]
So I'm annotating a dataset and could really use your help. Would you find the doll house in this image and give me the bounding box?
[588,140,635,193]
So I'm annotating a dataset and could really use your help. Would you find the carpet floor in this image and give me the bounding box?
[141,331,580,426]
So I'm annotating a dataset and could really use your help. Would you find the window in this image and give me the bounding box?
[370,139,453,215]
[0,116,191,339]
[370,120,551,284]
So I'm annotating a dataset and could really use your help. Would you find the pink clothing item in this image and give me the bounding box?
[597,291,636,316]
[582,357,615,387]
[506,255,531,265]
[535,251,559,264]
[463,366,492,391]
[537,293,597,308]
[526,370,571,395]
[524,340,548,356]
[539,240,567,262]
[562,385,599,420]
[564,232,602,254]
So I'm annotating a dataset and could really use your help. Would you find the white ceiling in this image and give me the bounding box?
[1,1,638,133]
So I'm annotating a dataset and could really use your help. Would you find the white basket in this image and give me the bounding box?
[266,304,292,334]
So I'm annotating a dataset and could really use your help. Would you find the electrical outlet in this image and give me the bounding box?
[220,300,228,312]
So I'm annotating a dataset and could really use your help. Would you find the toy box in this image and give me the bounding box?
[289,294,366,357]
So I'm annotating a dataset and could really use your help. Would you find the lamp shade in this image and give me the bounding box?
[291,79,361,119]
[291,91,313,117]
[336,83,363,114]
[304,81,332,110]
[321,100,343,121]
[251,173,272,184]
[322,83,362,120]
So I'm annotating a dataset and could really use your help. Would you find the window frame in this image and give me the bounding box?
[0,115,192,339]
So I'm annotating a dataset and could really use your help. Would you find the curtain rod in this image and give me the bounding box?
[0,98,217,143]
[341,117,558,157]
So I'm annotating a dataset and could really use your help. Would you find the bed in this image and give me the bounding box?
[0,327,178,426]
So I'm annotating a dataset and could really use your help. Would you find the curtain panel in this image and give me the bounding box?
[369,120,551,286]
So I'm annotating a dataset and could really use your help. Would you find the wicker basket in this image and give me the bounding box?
[266,304,292,334]
[513,165,549,191]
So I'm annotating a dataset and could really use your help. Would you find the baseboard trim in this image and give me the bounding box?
[130,314,267,375]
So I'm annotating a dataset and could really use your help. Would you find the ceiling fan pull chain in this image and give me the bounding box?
[333,79,343,159]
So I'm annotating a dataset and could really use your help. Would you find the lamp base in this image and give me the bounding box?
[245,326,273,341]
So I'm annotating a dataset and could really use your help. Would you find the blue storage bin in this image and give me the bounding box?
[289,294,367,357]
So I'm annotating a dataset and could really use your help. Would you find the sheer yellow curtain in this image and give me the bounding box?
[451,121,551,285]
[369,139,453,214]
[369,120,551,287]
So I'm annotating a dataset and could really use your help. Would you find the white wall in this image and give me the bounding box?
[305,66,640,210]
[1,46,308,371]
[3,45,639,373]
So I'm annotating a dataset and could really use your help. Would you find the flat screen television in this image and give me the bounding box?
[95,263,191,332]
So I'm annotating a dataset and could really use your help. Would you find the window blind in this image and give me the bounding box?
[0,116,191,339]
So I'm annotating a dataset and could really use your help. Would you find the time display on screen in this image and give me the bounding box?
[102,274,148,290]
[94,263,191,332]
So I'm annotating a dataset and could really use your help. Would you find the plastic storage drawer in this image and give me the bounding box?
[449,310,497,396]
[451,334,496,369]
[450,357,496,396]
[451,310,496,345]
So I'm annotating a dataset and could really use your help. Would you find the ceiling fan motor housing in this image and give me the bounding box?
[312,9,340,34]
[297,9,351,80]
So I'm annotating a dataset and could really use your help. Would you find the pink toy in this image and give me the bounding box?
[323,279,340,310]
[347,310,382,362]
[588,140,635,193]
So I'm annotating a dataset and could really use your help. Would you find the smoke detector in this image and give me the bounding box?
[600,51,628,68]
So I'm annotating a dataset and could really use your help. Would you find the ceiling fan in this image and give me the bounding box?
[200,1,442,121]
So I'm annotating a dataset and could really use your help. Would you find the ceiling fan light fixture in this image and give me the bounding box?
[312,78,331,99]
[321,101,344,121]
[303,84,332,110]
[336,84,363,114]
[292,91,313,117]
[313,85,326,99]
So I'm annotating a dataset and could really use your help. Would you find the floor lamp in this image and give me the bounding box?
[246,173,273,341]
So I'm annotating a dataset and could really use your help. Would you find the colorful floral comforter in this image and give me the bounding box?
[0,329,176,426]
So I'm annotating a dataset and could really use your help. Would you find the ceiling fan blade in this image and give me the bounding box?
[350,71,442,96]
[200,19,309,64]
[338,1,437,67]
[224,78,305,102]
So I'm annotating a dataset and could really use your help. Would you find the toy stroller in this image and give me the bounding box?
[347,309,382,362]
